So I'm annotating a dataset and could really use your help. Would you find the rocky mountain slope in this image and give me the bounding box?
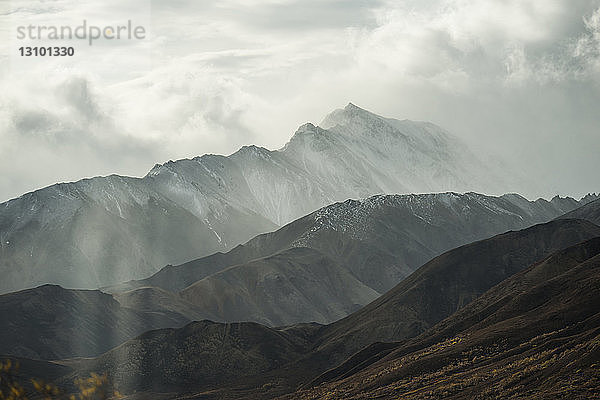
[0,284,214,360]
[0,176,277,293]
[0,104,537,293]
[3,194,593,364]
[558,197,600,225]
[119,192,590,296]
[110,192,594,326]
[292,237,600,400]
[78,321,320,393]
[2,196,597,362]
[41,218,600,398]
[179,247,379,326]
[310,218,600,366]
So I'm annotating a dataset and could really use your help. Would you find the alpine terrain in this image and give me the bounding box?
[26,216,599,399]
[1,103,529,293]
[111,192,593,326]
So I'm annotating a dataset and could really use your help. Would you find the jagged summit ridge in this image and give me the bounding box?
[289,191,582,248]
[321,102,375,128]
[0,104,540,292]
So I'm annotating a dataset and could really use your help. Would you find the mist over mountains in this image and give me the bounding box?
[26,217,598,398]
[0,102,598,399]
[0,103,530,293]
[111,191,594,326]
[1,193,597,364]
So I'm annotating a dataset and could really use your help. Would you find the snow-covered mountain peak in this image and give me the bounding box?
[232,144,273,160]
[580,193,599,203]
[321,103,455,145]
[320,102,379,130]
[297,122,318,132]
[145,160,181,178]
[147,163,164,177]
[0,103,536,293]
[279,122,328,152]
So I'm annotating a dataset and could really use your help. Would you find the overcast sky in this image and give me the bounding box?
[1,0,599,202]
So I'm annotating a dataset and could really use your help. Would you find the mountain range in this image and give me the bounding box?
[0,103,529,293]
[2,192,596,364]
[0,284,214,361]
[41,216,600,398]
[292,234,600,399]
[110,192,595,326]
[559,198,600,225]
[0,103,598,399]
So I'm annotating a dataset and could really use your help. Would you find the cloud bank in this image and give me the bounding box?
[1,0,599,201]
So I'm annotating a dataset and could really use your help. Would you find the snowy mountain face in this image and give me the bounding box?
[234,192,596,294]
[111,191,597,328]
[0,175,277,293]
[0,104,588,293]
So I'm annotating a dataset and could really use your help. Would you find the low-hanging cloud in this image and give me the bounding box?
[0,0,599,201]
